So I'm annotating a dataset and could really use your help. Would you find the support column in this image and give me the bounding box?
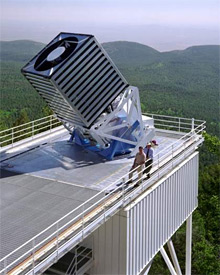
[139,259,153,275]
[185,214,192,275]
[160,247,177,275]
[167,239,182,275]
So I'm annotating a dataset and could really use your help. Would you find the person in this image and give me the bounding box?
[128,146,146,184]
[151,140,158,147]
[144,142,154,178]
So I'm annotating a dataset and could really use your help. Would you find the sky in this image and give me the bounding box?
[1,0,219,51]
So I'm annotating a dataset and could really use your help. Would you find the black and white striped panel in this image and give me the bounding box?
[22,33,129,128]
[51,37,128,127]
[24,73,85,127]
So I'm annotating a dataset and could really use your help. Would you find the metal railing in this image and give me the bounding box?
[144,113,204,133]
[0,114,206,274]
[0,113,202,150]
[0,115,62,149]
[66,244,93,275]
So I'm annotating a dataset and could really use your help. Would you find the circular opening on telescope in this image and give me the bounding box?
[34,36,78,72]
[46,46,66,62]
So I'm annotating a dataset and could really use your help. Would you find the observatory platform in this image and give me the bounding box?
[0,114,205,274]
[0,32,206,274]
[1,130,181,190]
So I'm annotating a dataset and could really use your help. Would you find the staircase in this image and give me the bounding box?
[44,245,93,275]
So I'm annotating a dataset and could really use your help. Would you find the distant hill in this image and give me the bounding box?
[103,41,219,66]
[0,40,219,135]
[0,40,44,62]
[178,45,220,64]
[1,39,219,68]
[102,41,161,66]
[102,42,219,135]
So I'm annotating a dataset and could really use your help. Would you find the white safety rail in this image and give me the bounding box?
[65,244,93,275]
[0,115,62,149]
[144,113,203,133]
[0,115,206,275]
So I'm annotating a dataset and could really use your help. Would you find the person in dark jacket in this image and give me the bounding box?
[144,142,153,178]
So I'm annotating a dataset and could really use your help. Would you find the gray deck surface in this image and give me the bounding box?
[0,130,184,270]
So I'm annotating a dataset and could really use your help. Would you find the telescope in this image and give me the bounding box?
[22,32,154,159]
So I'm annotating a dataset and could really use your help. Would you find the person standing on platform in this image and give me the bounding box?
[128,146,146,184]
[151,139,158,148]
[144,142,154,178]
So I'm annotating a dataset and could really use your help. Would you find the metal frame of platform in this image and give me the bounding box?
[0,114,205,274]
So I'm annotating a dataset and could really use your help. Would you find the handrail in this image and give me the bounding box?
[0,114,206,274]
[144,113,204,122]
[0,115,58,134]
[0,113,203,148]
[0,119,60,140]
[153,119,192,126]
[0,124,62,147]
[0,115,62,148]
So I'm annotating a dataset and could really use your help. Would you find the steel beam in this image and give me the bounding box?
[160,247,177,275]
[167,239,182,275]
[185,214,192,275]
[139,259,153,275]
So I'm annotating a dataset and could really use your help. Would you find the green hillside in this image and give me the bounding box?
[0,40,44,62]
[102,42,220,135]
[0,40,219,274]
[102,41,161,66]
[0,40,219,134]
[0,41,47,129]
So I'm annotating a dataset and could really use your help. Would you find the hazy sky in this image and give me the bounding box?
[1,0,219,51]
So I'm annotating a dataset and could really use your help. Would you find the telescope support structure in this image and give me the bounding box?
[70,86,155,159]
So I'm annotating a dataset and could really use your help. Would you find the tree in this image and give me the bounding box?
[13,108,30,127]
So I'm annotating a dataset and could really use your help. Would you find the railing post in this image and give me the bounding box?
[178,118,181,132]
[122,178,125,205]
[32,121,34,139]
[56,222,59,260]
[11,128,14,147]
[32,239,35,274]
[103,191,108,222]
[184,141,186,158]
[191,118,194,132]
[104,198,106,222]
[50,116,52,132]
[157,154,160,180]
[82,203,85,240]
[141,166,144,192]
[4,258,7,275]
[172,145,174,168]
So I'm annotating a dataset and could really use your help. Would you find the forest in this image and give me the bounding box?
[0,40,219,274]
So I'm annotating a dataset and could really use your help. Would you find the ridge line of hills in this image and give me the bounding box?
[0,40,219,65]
